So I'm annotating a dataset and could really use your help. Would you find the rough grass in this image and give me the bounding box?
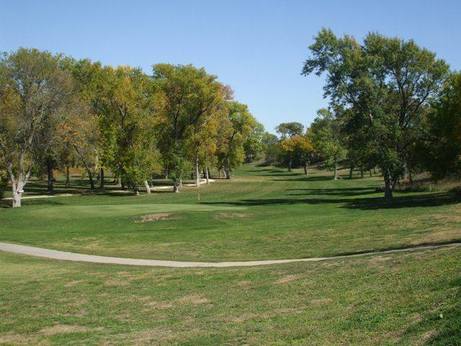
[0,247,459,345]
[0,165,461,261]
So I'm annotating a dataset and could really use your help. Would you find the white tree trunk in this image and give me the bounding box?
[144,180,151,194]
[205,166,209,184]
[10,177,26,208]
[195,155,200,188]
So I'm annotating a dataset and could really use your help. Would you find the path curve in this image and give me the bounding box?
[1,241,460,268]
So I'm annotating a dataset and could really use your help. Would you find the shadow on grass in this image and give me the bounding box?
[286,187,378,197]
[273,175,335,182]
[203,191,461,210]
[401,276,461,344]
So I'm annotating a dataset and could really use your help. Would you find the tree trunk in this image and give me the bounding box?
[195,155,200,188]
[206,167,211,182]
[360,166,364,178]
[303,161,308,175]
[12,190,22,208]
[173,180,180,193]
[349,165,354,179]
[144,180,151,194]
[384,177,393,204]
[65,166,70,187]
[333,159,338,180]
[47,159,54,194]
[87,170,95,190]
[288,155,292,172]
[369,170,372,177]
[99,168,105,189]
[225,158,231,179]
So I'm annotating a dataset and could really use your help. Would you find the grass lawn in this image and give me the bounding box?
[0,165,460,261]
[0,165,460,344]
[0,247,459,345]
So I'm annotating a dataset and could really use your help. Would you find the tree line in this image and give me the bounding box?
[260,30,461,204]
[0,48,264,207]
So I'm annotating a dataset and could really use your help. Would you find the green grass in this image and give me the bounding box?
[0,165,460,344]
[0,165,460,261]
[0,247,459,345]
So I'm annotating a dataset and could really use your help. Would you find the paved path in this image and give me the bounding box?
[0,241,460,268]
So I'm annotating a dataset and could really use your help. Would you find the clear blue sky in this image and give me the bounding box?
[1,0,460,132]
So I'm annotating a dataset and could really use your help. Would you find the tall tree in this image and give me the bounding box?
[276,122,304,139]
[308,108,346,179]
[0,48,73,207]
[303,29,449,201]
[243,121,265,163]
[216,101,256,179]
[419,73,461,179]
[153,64,225,191]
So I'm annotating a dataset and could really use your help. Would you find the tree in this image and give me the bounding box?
[153,64,225,191]
[243,121,265,163]
[419,73,461,179]
[303,29,449,202]
[279,134,314,174]
[0,48,73,207]
[92,66,156,192]
[261,132,280,165]
[308,109,346,179]
[276,122,304,139]
[216,101,256,178]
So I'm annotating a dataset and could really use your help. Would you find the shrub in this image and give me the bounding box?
[0,170,7,199]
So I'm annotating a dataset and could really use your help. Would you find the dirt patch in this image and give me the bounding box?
[147,301,174,309]
[310,298,333,306]
[64,280,85,287]
[39,324,94,336]
[104,278,130,287]
[177,294,209,305]
[215,212,250,220]
[274,274,301,285]
[411,229,461,245]
[418,330,438,345]
[0,333,36,345]
[135,213,175,223]
[237,280,252,288]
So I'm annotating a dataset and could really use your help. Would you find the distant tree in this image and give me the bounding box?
[0,48,73,207]
[308,109,346,179]
[279,134,314,174]
[276,122,304,139]
[216,101,256,178]
[243,121,265,163]
[303,29,449,201]
[261,132,280,165]
[419,73,461,179]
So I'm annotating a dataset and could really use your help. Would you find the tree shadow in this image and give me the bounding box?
[286,187,377,197]
[400,276,461,344]
[273,175,334,182]
[203,191,461,210]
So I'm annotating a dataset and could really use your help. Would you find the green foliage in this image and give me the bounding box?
[419,73,461,179]
[243,121,265,162]
[275,122,304,139]
[153,64,226,187]
[216,101,257,177]
[0,167,7,198]
[261,132,280,165]
[308,108,347,176]
[303,29,450,199]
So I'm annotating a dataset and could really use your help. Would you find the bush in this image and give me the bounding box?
[0,170,7,199]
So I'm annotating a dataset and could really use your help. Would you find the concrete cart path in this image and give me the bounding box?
[0,241,460,268]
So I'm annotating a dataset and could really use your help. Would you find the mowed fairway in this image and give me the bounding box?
[0,165,461,344]
[0,165,460,261]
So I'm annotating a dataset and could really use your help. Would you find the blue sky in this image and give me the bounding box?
[1,0,460,132]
